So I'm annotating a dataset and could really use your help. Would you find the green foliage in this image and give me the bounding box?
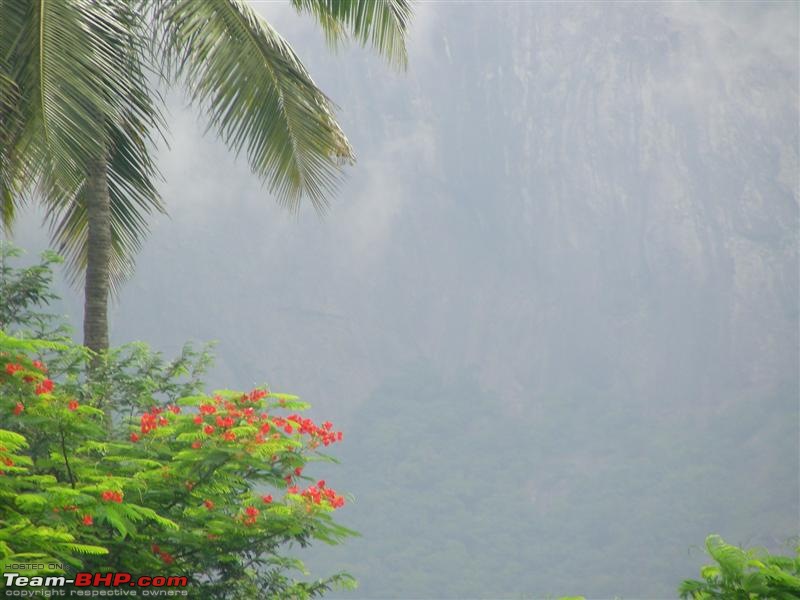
[0,248,356,598]
[679,535,800,599]
[0,242,67,338]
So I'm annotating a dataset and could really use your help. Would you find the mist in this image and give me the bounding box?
[9,1,798,597]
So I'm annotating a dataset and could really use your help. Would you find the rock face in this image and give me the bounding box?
[203,3,795,423]
[13,2,797,596]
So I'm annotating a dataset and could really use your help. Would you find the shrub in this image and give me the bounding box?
[0,245,356,598]
[679,535,800,599]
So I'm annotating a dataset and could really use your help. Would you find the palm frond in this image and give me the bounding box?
[0,69,22,231]
[0,1,36,230]
[289,0,412,69]
[45,115,165,294]
[0,0,164,278]
[16,0,113,193]
[24,1,168,291]
[156,0,354,213]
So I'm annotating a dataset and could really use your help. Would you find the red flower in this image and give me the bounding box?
[34,378,54,395]
[160,552,174,565]
[287,486,299,494]
[32,360,47,372]
[294,467,303,476]
[101,490,123,503]
[82,514,93,526]
[193,415,203,424]
[130,432,140,442]
[261,495,273,504]
[168,405,181,414]
[199,404,216,415]
[248,389,267,402]
[317,480,326,489]
[3,457,13,467]
[12,403,23,415]
[191,440,202,449]
[245,506,259,517]
[68,399,79,411]
[203,499,214,510]
[204,425,215,435]
[222,430,236,441]
[151,544,160,554]
[4,363,22,375]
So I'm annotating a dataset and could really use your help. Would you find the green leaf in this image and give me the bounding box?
[157,0,354,213]
[63,544,108,556]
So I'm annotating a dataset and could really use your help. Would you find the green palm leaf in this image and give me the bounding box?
[290,0,412,68]
[1,0,166,288]
[157,0,355,213]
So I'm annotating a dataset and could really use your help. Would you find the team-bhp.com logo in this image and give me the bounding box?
[3,571,188,597]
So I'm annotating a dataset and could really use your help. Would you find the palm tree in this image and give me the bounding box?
[0,0,411,353]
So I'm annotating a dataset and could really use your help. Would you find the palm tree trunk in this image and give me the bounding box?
[83,149,111,356]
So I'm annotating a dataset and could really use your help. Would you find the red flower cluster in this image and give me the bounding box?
[203,499,214,510]
[247,389,268,403]
[151,545,173,564]
[31,360,47,372]
[4,363,22,375]
[215,415,235,428]
[82,514,93,526]
[302,481,345,509]
[13,403,23,415]
[286,414,343,447]
[34,378,54,395]
[140,407,169,434]
[242,505,260,525]
[192,392,276,443]
[68,399,79,411]
[101,490,123,503]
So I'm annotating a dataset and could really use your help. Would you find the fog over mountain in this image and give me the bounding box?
[10,2,798,597]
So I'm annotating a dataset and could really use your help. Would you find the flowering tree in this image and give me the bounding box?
[0,247,356,598]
